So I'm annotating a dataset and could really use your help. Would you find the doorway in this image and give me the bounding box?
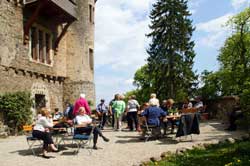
[35,94,46,110]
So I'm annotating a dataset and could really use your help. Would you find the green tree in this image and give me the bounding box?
[133,64,153,102]
[223,8,250,128]
[200,8,250,129]
[218,8,250,96]
[199,70,221,100]
[146,0,197,101]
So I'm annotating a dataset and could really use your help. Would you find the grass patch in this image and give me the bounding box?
[147,140,250,166]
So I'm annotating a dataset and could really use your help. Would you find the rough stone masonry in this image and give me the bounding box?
[0,0,96,119]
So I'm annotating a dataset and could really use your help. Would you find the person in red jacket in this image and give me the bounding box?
[73,93,91,116]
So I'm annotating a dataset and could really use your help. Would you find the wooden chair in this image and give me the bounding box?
[181,108,198,114]
[23,125,42,156]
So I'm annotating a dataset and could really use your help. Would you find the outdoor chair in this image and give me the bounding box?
[181,108,198,114]
[141,121,161,142]
[23,125,42,156]
[72,123,95,155]
[176,113,200,141]
[52,121,74,149]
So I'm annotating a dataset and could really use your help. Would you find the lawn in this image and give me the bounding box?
[147,140,250,166]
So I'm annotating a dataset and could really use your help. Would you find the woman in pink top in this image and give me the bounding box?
[73,93,91,116]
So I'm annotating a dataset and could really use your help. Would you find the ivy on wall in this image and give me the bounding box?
[0,91,33,134]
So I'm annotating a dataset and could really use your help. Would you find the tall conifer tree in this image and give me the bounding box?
[147,0,197,100]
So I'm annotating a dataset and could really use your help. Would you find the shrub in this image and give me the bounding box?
[0,91,33,135]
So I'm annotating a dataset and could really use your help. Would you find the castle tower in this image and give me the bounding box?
[0,0,96,115]
[63,0,96,106]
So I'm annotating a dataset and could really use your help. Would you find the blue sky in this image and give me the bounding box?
[94,0,250,103]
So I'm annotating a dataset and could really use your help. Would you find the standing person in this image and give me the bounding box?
[32,108,59,159]
[75,107,110,150]
[64,102,74,120]
[96,99,108,130]
[149,93,160,107]
[109,94,119,129]
[112,94,126,131]
[73,93,91,116]
[126,95,140,131]
[194,96,204,112]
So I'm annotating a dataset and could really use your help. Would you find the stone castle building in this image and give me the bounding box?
[0,0,96,115]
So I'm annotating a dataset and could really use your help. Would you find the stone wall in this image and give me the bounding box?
[0,66,64,114]
[63,79,96,108]
[0,1,68,77]
[0,0,96,116]
[205,96,240,123]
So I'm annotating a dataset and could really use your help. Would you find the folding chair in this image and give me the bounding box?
[23,125,42,156]
[72,125,94,155]
[142,121,161,142]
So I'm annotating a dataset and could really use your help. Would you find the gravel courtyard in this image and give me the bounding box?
[0,121,245,166]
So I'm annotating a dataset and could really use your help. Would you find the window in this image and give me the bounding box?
[92,7,95,24]
[29,24,53,65]
[89,48,94,70]
[89,4,93,23]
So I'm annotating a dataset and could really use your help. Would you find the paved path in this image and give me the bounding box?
[0,121,245,166]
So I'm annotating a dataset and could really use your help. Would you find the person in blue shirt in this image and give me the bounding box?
[140,99,166,139]
[141,99,167,126]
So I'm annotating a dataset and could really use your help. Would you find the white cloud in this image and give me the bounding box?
[120,0,155,12]
[95,75,134,101]
[231,0,249,10]
[188,0,204,15]
[196,13,233,48]
[124,78,134,85]
[196,13,233,32]
[95,0,154,71]
[94,0,156,100]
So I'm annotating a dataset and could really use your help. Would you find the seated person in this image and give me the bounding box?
[32,108,59,159]
[74,107,110,150]
[149,93,160,107]
[53,108,63,121]
[137,102,150,132]
[194,96,204,112]
[165,99,179,134]
[160,100,168,135]
[140,100,166,138]
[182,98,193,109]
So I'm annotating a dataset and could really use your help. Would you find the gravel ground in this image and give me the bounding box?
[0,121,245,166]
